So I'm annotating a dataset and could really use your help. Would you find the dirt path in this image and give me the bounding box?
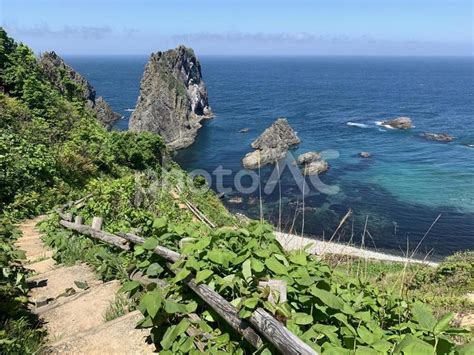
[16,216,154,354]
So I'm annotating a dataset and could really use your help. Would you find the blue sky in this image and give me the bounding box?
[1,0,472,56]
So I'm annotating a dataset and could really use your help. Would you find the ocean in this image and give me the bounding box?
[66,55,474,258]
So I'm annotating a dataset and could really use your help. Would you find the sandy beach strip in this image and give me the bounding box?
[275,232,439,267]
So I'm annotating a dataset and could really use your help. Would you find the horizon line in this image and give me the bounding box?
[57,53,474,58]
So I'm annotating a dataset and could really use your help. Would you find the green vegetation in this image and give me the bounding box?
[40,174,473,353]
[327,254,474,320]
[0,218,45,353]
[0,27,165,353]
[1,27,472,354]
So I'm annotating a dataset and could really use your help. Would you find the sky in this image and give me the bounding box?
[1,0,472,56]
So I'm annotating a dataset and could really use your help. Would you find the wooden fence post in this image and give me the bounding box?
[64,212,73,222]
[259,279,287,305]
[91,217,103,230]
[74,215,83,225]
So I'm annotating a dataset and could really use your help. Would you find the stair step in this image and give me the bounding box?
[26,257,56,275]
[29,264,101,302]
[40,280,121,342]
[48,310,153,354]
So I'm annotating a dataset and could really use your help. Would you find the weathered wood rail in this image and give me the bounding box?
[58,211,317,355]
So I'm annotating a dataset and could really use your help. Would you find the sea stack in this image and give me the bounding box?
[39,51,121,129]
[129,46,212,150]
[242,118,300,169]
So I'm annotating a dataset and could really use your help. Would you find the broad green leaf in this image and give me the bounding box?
[152,217,168,229]
[134,245,145,256]
[140,289,162,318]
[293,312,313,325]
[276,303,292,318]
[164,299,189,314]
[179,335,194,353]
[174,268,191,282]
[207,250,225,265]
[354,346,378,354]
[138,260,150,268]
[142,237,159,250]
[238,308,252,318]
[146,262,163,276]
[242,259,252,282]
[251,258,265,272]
[455,341,474,355]
[310,287,345,310]
[119,280,140,293]
[412,301,437,331]
[186,301,198,313]
[289,253,307,266]
[190,236,211,251]
[160,318,190,350]
[394,335,434,355]
[265,256,288,275]
[371,340,392,353]
[434,312,454,334]
[195,269,213,284]
[312,324,341,345]
[357,326,376,345]
[244,297,259,309]
[230,297,242,308]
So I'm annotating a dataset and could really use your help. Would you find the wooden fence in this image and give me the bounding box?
[57,206,316,355]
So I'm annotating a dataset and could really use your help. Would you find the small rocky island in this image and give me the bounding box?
[295,151,329,175]
[39,51,121,128]
[242,118,300,169]
[129,46,212,150]
[421,132,455,142]
[381,117,413,129]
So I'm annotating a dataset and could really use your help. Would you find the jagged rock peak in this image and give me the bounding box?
[251,118,301,151]
[129,45,212,150]
[242,118,300,169]
[39,51,121,129]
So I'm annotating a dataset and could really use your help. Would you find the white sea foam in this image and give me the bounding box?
[124,108,135,112]
[375,121,396,130]
[346,122,369,128]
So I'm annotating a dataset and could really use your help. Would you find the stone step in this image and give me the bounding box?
[39,280,122,343]
[47,310,153,354]
[25,250,54,264]
[25,257,56,275]
[28,264,101,303]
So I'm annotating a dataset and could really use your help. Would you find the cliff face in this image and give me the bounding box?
[39,51,121,128]
[129,46,212,150]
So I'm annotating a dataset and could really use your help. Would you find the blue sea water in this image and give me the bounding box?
[66,55,474,258]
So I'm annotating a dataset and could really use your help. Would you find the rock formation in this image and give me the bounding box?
[129,46,212,150]
[242,118,300,169]
[296,151,321,165]
[420,133,454,142]
[302,160,329,175]
[359,151,371,158]
[293,151,329,175]
[39,51,121,129]
[381,117,413,130]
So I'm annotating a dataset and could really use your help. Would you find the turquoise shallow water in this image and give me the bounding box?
[66,55,474,257]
